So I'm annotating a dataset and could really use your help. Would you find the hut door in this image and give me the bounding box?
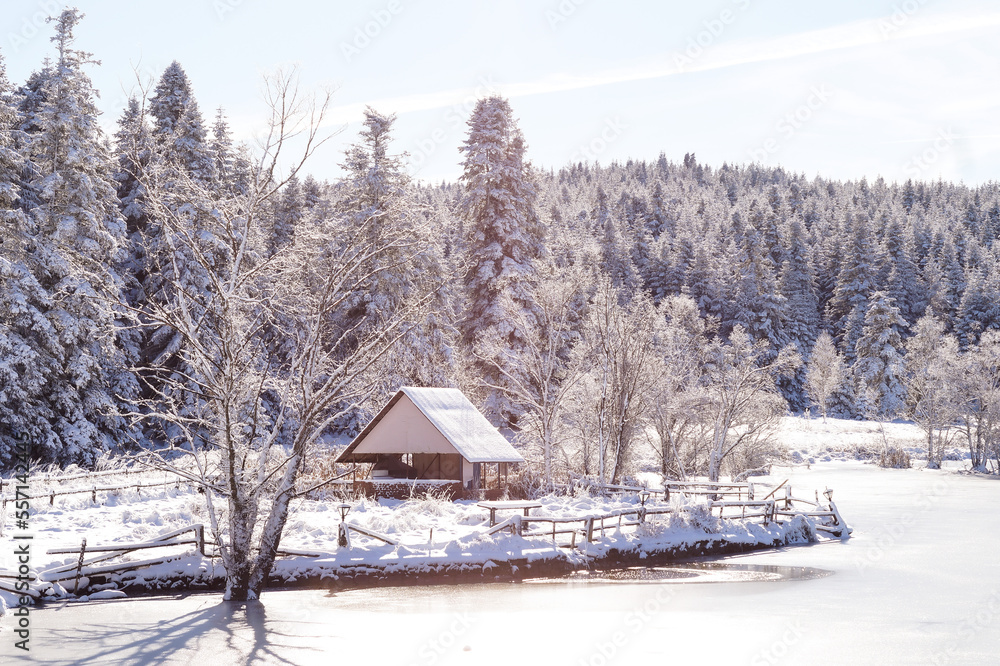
[473,462,481,489]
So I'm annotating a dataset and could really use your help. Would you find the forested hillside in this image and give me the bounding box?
[2,10,998,482]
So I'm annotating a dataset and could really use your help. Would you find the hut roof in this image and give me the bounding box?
[336,387,525,464]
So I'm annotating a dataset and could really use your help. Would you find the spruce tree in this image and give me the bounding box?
[853,291,907,417]
[22,9,134,464]
[458,96,543,425]
[827,212,880,342]
[0,53,61,466]
[149,61,214,183]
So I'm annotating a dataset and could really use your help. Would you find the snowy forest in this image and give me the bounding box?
[2,9,1000,486]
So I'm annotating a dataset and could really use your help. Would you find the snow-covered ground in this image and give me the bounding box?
[0,467,813,604]
[774,415,967,465]
[2,416,998,664]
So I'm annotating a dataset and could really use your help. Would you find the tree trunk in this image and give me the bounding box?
[225,497,255,601]
[247,451,302,598]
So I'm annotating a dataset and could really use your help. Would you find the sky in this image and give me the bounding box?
[3,0,999,186]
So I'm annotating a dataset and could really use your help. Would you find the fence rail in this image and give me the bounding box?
[485,485,849,546]
[1,478,190,510]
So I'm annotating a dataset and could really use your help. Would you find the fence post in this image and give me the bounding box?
[585,517,594,543]
[74,538,87,594]
[194,524,205,556]
[337,522,351,549]
[784,485,791,510]
[828,499,849,538]
[748,482,754,501]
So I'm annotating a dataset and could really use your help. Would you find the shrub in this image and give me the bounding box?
[879,447,911,469]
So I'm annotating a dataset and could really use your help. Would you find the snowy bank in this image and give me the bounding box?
[0,475,832,607]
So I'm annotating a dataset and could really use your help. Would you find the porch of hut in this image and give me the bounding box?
[335,387,525,500]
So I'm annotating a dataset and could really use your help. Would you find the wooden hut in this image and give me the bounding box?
[336,387,525,500]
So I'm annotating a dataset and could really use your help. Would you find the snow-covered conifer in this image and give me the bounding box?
[21,9,134,464]
[458,96,543,426]
[853,291,907,418]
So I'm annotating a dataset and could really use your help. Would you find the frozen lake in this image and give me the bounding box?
[13,462,1000,665]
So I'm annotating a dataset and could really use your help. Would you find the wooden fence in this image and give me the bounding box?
[0,478,189,511]
[486,480,850,547]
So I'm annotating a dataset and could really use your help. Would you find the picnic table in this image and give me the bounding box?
[478,500,543,526]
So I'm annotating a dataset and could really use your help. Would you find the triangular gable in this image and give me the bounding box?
[336,387,524,464]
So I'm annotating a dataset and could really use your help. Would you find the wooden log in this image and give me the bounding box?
[0,579,40,598]
[345,522,398,546]
[47,539,197,555]
[44,554,185,582]
[42,525,206,576]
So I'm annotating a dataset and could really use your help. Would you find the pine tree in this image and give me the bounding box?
[21,9,134,464]
[331,107,451,426]
[685,242,724,320]
[726,222,788,350]
[458,96,543,425]
[779,217,821,352]
[853,291,907,417]
[827,212,880,342]
[269,175,302,254]
[0,52,62,466]
[595,187,638,292]
[149,61,214,183]
[113,96,153,310]
[881,215,920,324]
[209,106,249,195]
[955,263,1000,348]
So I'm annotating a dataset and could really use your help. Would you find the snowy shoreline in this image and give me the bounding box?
[26,517,819,604]
[0,470,826,608]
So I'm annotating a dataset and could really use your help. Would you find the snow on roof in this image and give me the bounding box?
[337,387,525,464]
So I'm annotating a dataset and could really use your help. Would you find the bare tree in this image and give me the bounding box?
[957,331,1000,472]
[805,331,844,421]
[704,326,800,482]
[647,295,712,482]
[904,312,962,469]
[479,263,591,487]
[130,71,430,601]
[568,279,664,484]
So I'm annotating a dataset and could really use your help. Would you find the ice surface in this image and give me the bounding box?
[2,417,998,664]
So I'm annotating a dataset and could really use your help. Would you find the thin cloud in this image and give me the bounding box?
[326,9,1000,127]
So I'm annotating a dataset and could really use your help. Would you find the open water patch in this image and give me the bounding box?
[526,562,832,585]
